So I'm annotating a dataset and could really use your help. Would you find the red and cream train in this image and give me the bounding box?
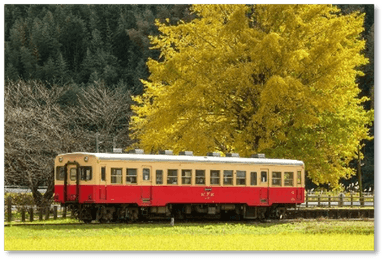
[54,150,305,222]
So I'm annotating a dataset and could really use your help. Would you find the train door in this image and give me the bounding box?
[140,165,152,204]
[64,161,80,202]
[99,165,107,200]
[259,168,269,204]
[296,169,303,201]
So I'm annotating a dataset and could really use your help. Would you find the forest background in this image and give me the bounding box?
[3,4,374,207]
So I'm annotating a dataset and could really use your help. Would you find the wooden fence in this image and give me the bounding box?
[5,197,70,223]
[303,193,374,208]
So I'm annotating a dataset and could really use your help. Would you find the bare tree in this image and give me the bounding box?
[4,80,133,207]
[70,81,133,152]
[4,80,75,206]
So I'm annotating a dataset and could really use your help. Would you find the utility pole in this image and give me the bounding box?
[357,144,364,205]
[96,132,100,153]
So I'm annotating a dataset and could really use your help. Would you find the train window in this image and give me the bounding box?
[70,168,77,181]
[167,169,178,184]
[101,167,106,181]
[126,169,137,184]
[236,171,246,185]
[196,170,205,185]
[250,172,257,186]
[297,171,302,185]
[80,166,92,181]
[156,170,163,184]
[284,172,294,186]
[223,170,233,185]
[111,168,123,184]
[56,166,65,181]
[182,170,192,184]
[272,172,282,186]
[261,171,268,183]
[210,170,220,185]
[143,168,151,181]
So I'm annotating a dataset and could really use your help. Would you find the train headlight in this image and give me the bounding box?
[84,156,89,162]
[59,157,63,162]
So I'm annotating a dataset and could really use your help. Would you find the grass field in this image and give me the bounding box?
[4,220,374,251]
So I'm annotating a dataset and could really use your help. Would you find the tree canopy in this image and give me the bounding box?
[131,4,374,187]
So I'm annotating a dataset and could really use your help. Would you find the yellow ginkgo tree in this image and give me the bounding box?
[130,4,374,187]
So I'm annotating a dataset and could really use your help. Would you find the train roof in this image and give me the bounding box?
[57,152,304,166]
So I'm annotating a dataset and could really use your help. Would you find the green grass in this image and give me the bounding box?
[5,216,80,225]
[5,220,374,251]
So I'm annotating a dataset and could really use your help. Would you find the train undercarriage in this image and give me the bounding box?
[66,203,296,223]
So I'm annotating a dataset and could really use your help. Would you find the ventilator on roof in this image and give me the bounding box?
[207,152,220,157]
[225,153,240,157]
[128,149,144,154]
[251,153,265,158]
[179,151,193,156]
[159,150,173,155]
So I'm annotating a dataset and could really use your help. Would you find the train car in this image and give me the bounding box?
[54,150,305,223]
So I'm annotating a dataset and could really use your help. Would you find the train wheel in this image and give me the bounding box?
[99,218,108,223]
[257,207,266,220]
[81,208,93,223]
[276,207,286,219]
[71,208,80,220]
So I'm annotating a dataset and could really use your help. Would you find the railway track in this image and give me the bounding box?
[4,208,374,227]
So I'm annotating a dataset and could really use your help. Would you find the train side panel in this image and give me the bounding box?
[55,185,305,206]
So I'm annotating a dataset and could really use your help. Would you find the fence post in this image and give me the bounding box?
[21,208,26,222]
[351,193,353,207]
[54,206,58,220]
[7,196,12,222]
[318,194,321,207]
[339,194,343,207]
[306,193,309,207]
[328,195,331,207]
[45,207,50,220]
[360,195,365,207]
[29,208,34,222]
[63,205,67,219]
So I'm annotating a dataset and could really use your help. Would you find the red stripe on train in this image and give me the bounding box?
[55,185,305,206]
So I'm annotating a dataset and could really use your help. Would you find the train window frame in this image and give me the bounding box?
[156,170,163,184]
[261,171,268,183]
[182,169,192,185]
[250,172,257,186]
[284,172,294,187]
[223,170,233,185]
[272,171,282,186]
[70,168,77,181]
[56,166,65,181]
[143,168,151,181]
[101,167,106,182]
[195,170,206,185]
[80,166,92,181]
[111,168,123,184]
[167,169,178,185]
[210,170,220,186]
[236,170,246,185]
[297,171,302,185]
[126,168,137,184]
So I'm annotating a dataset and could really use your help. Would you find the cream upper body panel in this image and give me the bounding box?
[56,152,304,166]
[54,152,305,187]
